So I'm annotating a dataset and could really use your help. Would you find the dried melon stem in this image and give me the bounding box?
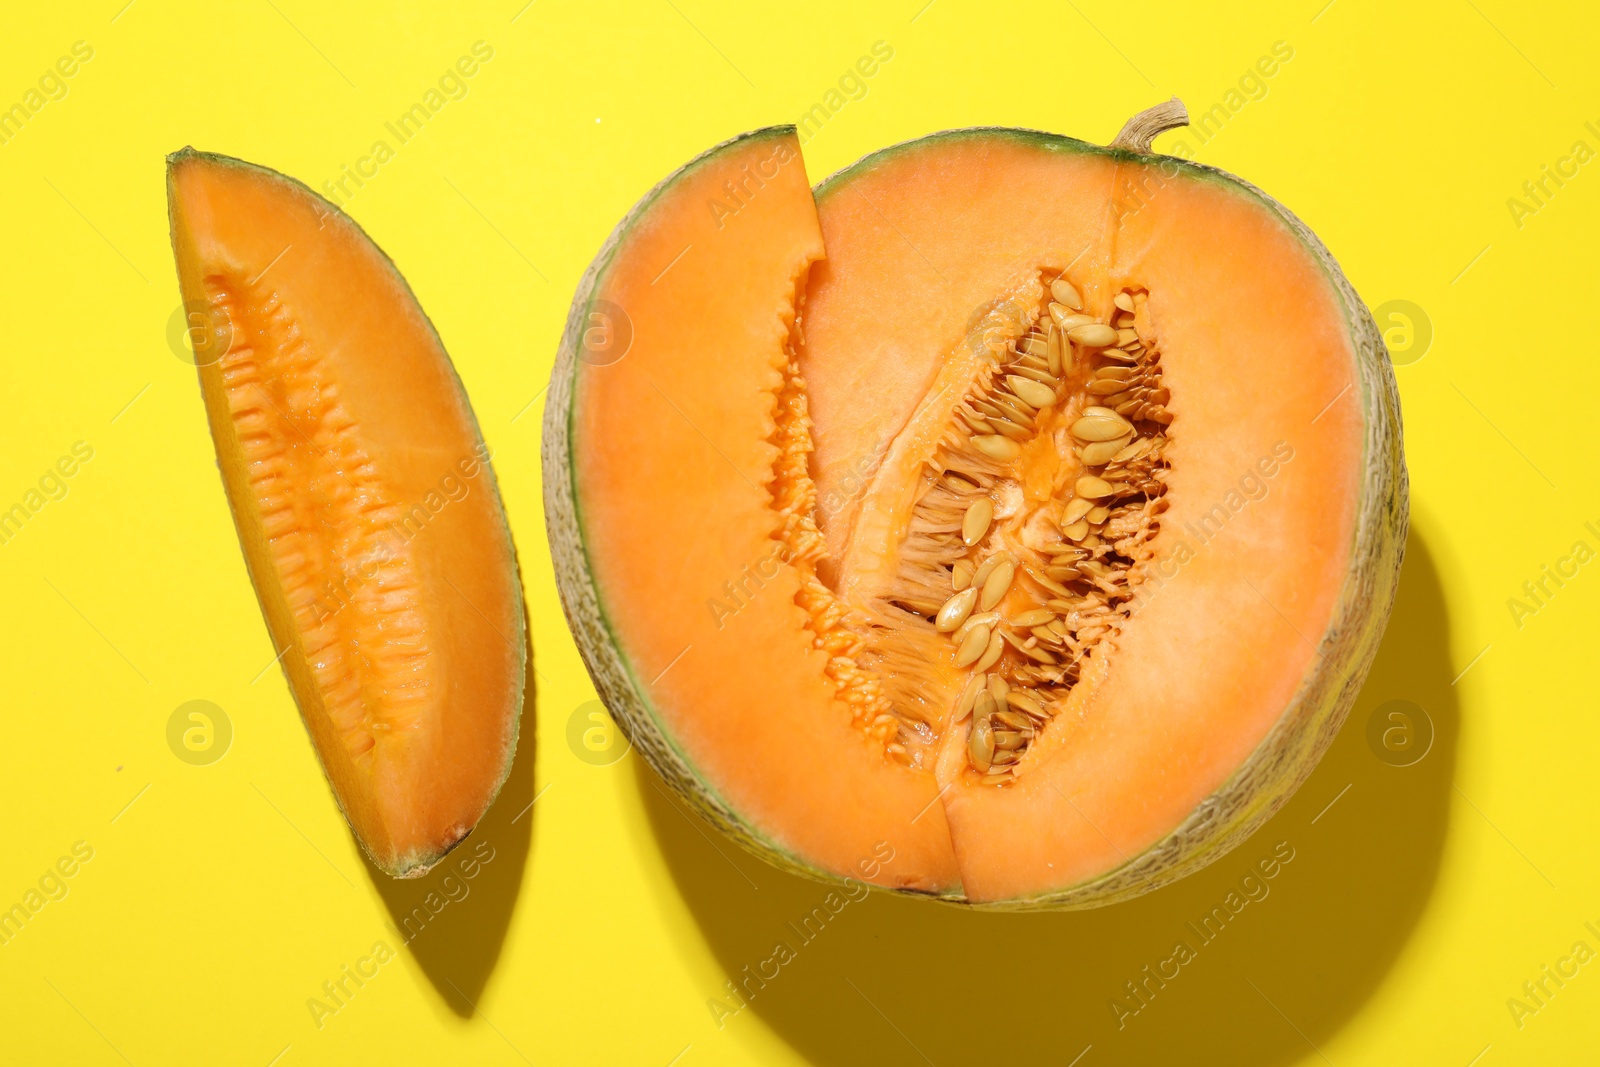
[207,275,431,765]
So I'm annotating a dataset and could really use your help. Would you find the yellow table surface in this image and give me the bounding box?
[3,1,1596,1063]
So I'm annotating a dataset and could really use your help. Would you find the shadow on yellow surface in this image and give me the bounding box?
[643,530,1455,1065]
[361,610,538,1019]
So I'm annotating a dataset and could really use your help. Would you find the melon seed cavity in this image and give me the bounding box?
[893,276,1173,784]
[767,275,1174,784]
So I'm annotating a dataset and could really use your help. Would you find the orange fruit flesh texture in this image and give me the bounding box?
[574,128,1360,901]
[805,133,1361,902]
[168,153,523,877]
[571,129,959,892]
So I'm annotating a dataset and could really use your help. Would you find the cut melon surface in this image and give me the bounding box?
[546,106,1405,907]
[169,151,525,878]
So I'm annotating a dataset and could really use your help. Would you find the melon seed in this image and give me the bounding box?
[1080,435,1132,465]
[993,730,1024,751]
[1008,376,1057,409]
[1011,607,1056,628]
[954,672,985,722]
[969,714,995,772]
[1008,364,1058,386]
[990,397,1035,426]
[1053,310,1096,331]
[1006,691,1045,717]
[995,709,1032,731]
[979,561,1016,611]
[962,498,994,546]
[987,673,1009,706]
[974,690,996,720]
[936,587,978,632]
[973,435,1021,460]
[1030,570,1071,597]
[1050,279,1083,309]
[1071,414,1133,442]
[1068,323,1117,347]
[1111,438,1148,464]
[952,559,974,590]
[970,551,1013,591]
[973,630,1005,672]
[1003,629,1057,664]
[990,419,1032,442]
[1060,498,1094,526]
[952,610,1001,647]
[954,623,991,667]
[1113,292,1135,312]
[1076,475,1114,499]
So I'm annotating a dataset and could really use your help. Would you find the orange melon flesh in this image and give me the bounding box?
[168,152,524,877]
[803,134,1365,902]
[559,129,959,892]
[552,121,1399,906]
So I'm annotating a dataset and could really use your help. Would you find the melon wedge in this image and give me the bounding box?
[168,150,524,878]
[546,104,1405,907]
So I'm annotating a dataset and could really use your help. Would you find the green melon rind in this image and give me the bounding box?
[546,124,1406,909]
[166,148,527,879]
[542,127,851,888]
[813,125,1108,205]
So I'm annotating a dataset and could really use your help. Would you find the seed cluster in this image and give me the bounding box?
[764,277,1173,779]
[924,279,1174,785]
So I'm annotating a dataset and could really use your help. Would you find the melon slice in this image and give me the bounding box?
[168,151,525,878]
[546,104,1405,907]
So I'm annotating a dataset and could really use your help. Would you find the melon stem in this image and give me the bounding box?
[1110,98,1190,154]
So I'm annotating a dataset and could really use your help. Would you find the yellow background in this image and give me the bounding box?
[2,1,1596,1063]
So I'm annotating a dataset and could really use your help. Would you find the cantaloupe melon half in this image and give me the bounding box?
[546,104,1406,908]
[169,151,525,878]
